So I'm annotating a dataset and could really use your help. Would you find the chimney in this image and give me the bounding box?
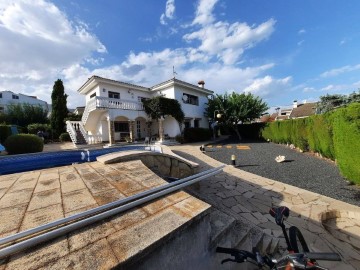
[293,100,298,108]
[198,80,205,88]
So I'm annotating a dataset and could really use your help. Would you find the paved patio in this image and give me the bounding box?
[169,143,360,270]
[0,159,209,269]
[0,142,359,269]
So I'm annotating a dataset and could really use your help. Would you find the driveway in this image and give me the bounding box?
[203,139,360,207]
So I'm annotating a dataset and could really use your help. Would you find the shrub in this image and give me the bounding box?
[332,103,360,183]
[0,125,12,144]
[175,135,185,144]
[237,123,266,140]
[59,132,71,142]
[27,123,52,134]
[4,134,43,154]
[306,115,334,159]
[183,128,212,142]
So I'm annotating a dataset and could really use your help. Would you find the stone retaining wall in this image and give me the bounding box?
[97,148,199,179]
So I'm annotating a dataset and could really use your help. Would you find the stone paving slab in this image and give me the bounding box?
[169,143,360,270]
[0,159,210,270]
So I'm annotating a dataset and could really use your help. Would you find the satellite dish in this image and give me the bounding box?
[182,94,188,102]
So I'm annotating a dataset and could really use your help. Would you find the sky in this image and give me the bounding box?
[1,0,360,110]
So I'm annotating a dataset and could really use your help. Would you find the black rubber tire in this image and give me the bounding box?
[289,226,310,253]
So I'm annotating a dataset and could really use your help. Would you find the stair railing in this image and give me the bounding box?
[66,121,78,145]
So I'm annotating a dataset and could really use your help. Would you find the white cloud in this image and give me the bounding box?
[192,0,219,26]
[0,0,282,108]
[184,18,276,65]
[243,76,292,98]
[320,64,360,78]
[0,0,106,107]
[298,29,306,35]
[160,0,175,25]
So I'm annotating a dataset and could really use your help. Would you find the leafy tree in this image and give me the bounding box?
[317,90,360,113]
[142,96,184,124]
[206,92,268,140]
[5,103,48,126]
[50,79,68,137]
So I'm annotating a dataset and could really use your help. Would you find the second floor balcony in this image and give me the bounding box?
[87,96,145,111]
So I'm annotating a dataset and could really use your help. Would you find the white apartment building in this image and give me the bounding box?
[0,90,49,114]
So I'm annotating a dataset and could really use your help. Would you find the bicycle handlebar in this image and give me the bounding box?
[305,252,341,261]
[216,247,257,263]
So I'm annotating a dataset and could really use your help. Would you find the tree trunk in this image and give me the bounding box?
[233,126,242,141]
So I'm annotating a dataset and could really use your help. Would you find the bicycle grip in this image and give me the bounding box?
[305,252,341,261]
[216,247,236,254]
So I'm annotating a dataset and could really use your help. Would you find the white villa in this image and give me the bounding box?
[66,76,214,146]
[0,90,49,114]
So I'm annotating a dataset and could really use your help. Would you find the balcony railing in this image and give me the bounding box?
[82,96,145,124]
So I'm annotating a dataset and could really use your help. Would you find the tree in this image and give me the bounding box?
[142,96,184,123]
[5,103,48,127]
[50,79,68,137]
[317,90,360,113]
[206,92,268,140]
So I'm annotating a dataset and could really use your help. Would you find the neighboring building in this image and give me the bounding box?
[289,101,317,119]
[0,90,49,114]
[67,76,213,145]
[73,106,85,115]
[274,100,317,121]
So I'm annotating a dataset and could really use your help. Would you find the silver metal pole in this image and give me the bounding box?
[0,166,224,246]
[0,166,224,259]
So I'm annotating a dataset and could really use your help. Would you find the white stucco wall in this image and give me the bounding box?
[0,91,48,113]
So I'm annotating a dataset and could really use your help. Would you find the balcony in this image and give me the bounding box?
[82,96,145,124]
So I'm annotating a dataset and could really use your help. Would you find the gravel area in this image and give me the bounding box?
[203,139,360,207]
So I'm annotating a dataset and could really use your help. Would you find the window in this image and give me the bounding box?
[12,94,19,99]
[138,97,149,103]
[0,93,2,98]
[182,93,198,105]
[114,122,129,132]
[108,91,120,99]
[90,92,96,98]
[184,121,191,129]
[194,119,200,128]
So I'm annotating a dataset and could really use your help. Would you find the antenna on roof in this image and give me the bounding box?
[173,66,177,78]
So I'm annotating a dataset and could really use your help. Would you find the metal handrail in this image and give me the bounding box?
[0,166,224,258]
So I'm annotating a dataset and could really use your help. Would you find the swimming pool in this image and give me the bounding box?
[0,145,161,175]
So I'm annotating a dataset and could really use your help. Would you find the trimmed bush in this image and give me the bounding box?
[183,128,212,142]
[332,103,360,183]
[261,102,360,184]
[306,115,334,159]
[59,132,71,142]
[237,123,266,140]
[175,135,184,144]
[4,134,43,154]
[0,125,12,144]
[27,123,51,134]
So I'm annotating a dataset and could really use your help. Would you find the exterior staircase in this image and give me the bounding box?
[75,129,87,145]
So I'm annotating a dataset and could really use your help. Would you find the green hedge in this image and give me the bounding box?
[183,128,212,142]
[4,134,44,154]
[261,102,360,183]
[332,103,360,183]
[27,123,52,134]
[59,132,71,142]
[0,125,12,144]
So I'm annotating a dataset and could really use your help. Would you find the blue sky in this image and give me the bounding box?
[1,0,360,110]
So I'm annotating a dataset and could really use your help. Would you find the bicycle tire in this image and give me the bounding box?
[289,226,310,253]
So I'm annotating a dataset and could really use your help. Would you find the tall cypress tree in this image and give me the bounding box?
[50,79,68,137]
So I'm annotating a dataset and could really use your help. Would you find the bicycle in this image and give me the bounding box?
[216,206,341,269]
